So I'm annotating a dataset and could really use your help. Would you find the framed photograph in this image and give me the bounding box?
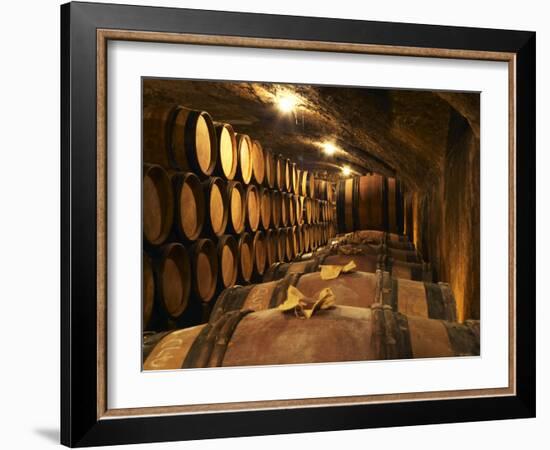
[61,1,535,447]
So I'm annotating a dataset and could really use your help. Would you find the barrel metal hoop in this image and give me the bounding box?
[262,262,282,282]
[269,272,303,309]
[394,312,413,359]
[182,309,252,368]
[438,282,458,323]
[410,265,424,282]
[142,331,171,362]
[371,303,402,360]
[441,320,480,357]
[209,284,252,323]
[423,282,448,321]
[380,271,396,311]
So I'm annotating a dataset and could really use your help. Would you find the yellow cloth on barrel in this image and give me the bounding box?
[278,285,336,319]
[319,260,357,280]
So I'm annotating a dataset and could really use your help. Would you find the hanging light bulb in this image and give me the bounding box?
[341,165,351,177]
[322,142,337,156]
[276,92,298,113]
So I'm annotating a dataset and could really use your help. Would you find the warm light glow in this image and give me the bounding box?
[342,166,351,176]
[276,93,298,113]
[322,142,337,156]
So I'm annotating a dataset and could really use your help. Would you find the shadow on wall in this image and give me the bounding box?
[410,108,480,323]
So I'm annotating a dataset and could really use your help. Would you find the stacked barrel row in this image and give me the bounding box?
[336,173,404,235]
[263,229,433,283]
[143,228,479,369]
[142,104,337,331]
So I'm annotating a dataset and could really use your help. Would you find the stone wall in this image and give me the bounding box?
[411,109,480,322]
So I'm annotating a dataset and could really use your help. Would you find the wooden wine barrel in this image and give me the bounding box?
[337,174,404,234]
[156,243,192,319]
[213,123,238,180]
[143,252,155,329]
[216,235,238,290]
[259,187,271,230]
[387,177,404,233]
[290,162,299,194]
[299,170,315,198]
[337,177,352,232]
[287,193,296,226]
[314,200,321,223]
[264,149,276,189]
[252,230,267,277]
[304,197,313,224]
[284,158,292,192]
[347,230,415,250]
[296,195,304,225]
[213,269,455,323]
[271,190,282,228]
[302,225,311,253]
[384,257,432,282]
[144,305,478,369]
[294,225,303,255]
[280,191,289,227]
[250,140,265,185]
[202,177,228,237]
[385,246,422,263]
[236,134,253,184]
[276,228,288,262]
[307,171,315,198]
[327,241,421,264]
[352,229,408,243]
[309,225,317,251]
[327,181,335,203]
[265,229,278,267]
[143,164,174,246]
[275,154,286,192]
[225,181,246,234]
[315,179,329,201]
[144,105,217,177]
[172,172,204,242]
[320,224,327,245]
[285,227,297,261]
[237,232,254,284]
[263,250,431,282]
[190,239,218,303]
[245,184,260,232]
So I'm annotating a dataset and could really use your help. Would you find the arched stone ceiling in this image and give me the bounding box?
[143,79,479,191]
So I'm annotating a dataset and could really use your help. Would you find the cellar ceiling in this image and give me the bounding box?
[143,79,480,190]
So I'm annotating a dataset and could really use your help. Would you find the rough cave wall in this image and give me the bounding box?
[411,109,480,322]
